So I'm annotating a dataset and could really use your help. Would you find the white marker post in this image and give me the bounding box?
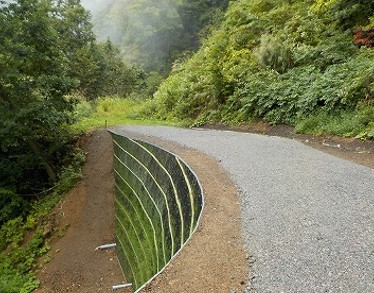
[112,283,133,291]
[96,243,117,251]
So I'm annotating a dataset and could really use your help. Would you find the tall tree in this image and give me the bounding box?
[71,39,144,99]
[0,0,90,190]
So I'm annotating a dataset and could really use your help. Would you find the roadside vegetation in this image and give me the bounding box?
[147,0,374,139]
[0,96,155,292]
[0,1,152,291]
[0,0,373,292]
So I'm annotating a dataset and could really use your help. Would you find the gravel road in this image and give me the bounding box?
[112,125,374,293]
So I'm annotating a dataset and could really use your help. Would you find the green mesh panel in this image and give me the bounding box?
[111,132,203,292]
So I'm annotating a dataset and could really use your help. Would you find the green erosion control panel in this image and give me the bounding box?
[111,133,203,291]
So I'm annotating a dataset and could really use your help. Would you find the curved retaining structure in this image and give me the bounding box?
[110,132,204,292]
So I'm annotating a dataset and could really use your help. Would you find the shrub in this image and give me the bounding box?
[0,189,27,225]
[256,34,294,73]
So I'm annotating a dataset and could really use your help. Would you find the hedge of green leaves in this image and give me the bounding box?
[111,133,203,291]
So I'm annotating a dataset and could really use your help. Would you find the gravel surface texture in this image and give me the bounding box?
[112,125,374,293]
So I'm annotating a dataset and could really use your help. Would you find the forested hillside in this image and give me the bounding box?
[84,0,228,73]
[150,0,374,138]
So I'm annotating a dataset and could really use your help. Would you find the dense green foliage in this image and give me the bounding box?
[0,0,144,291]
[0,149,84,292]
[70,40,146,100]
[149,0,374,138]
[72,96,173,132]
[0,0,81,188]
[0,0,139,197]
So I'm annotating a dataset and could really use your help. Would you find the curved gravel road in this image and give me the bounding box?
[112,125,374,292]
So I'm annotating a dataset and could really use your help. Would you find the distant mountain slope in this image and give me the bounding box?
[81,0,228,73]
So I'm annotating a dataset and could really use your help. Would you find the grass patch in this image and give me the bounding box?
[295,106,374,139]
[72,96,177,133]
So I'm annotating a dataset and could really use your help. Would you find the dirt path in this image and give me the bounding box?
[35,129,249,292]
[35,131,124,292]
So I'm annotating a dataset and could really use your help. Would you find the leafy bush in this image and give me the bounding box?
[73,99,94,119]
[295,106,374,138]
[0,189,28,225]
[256,34,294,73]
[0,232,43,293]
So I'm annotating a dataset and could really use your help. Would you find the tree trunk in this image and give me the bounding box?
[27,139,58,182]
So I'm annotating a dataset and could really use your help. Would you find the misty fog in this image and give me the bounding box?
[81,0,115,15]
[80,0,121,43]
